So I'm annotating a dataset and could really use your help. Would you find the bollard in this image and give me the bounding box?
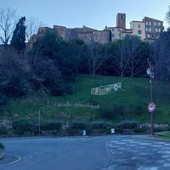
[82,129,86,136]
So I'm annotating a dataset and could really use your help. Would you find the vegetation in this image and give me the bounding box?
[0,7,170,136]
[11,17,26,53]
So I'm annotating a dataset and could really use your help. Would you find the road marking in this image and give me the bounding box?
[0,153,21,167]
[164,163,170,167]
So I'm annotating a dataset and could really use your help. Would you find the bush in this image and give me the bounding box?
[13,119,34,135]
[0,143,5,150]
[41,121,62,131]
[71,122,87,130]
[0,126,8,135]
[92,121,108,129]
[116,120,139,131]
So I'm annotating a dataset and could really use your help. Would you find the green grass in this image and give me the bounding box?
[155,131,170,140]
[1,75,170,124]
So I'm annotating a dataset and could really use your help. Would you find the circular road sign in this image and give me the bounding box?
[148,102,156,112]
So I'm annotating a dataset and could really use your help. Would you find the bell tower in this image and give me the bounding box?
[116,13,126,28]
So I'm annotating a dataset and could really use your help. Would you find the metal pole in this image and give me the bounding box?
[150,79,154,136]
[38,111,41,136]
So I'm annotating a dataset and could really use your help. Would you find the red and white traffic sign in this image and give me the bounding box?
[148,102,156,112]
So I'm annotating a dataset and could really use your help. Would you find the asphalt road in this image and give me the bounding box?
[0,135,170,170]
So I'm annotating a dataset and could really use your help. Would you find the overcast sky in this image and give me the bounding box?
[1,0,170,30]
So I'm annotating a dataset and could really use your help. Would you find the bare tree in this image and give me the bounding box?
[0,7,16,47]
[114,40,130,80]
[166,5,170,25]
[25,17,44,41]
[87,42,110,77]
[125,36,142,78]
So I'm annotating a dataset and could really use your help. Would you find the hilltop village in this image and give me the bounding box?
[29,13,164,45]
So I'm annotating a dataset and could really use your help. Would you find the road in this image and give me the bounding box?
[0,135,170,170]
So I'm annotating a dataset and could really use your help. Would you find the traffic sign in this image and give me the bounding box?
[148,102,156,112]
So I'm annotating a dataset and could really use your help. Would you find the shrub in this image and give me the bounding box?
[71,122,87,130]
[13,119,34,135]
[41,121,62,131]
[0,143,5,150]
[0,126,8,135]
[116,120,139,130]
[92,121,108,130]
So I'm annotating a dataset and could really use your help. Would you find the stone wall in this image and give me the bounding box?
[28,25,112,46]
[53,25,111,44]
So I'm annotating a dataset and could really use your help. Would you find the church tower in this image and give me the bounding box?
[116,13,126,28]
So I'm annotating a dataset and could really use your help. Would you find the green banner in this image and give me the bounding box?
[91,82,121,95]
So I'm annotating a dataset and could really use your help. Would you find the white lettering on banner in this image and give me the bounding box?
[91,82,121,95]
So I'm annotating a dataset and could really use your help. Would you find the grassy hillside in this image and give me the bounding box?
[1,75,170,124]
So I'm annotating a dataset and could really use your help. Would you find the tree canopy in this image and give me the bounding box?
[11,17,26,53]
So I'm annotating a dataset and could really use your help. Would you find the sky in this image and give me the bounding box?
[1,0,170,30]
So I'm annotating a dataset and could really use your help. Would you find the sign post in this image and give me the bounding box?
[147,58,155,136]
[148,102,156,113]
[148,102,156,135]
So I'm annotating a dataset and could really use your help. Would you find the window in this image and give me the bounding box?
[158,22,161,26]
[146,27,151,32]
[146,21,151,26]
[155,28,161,32]
[138,30,142,34]
[138,24,141,28]
[154,22,157,26]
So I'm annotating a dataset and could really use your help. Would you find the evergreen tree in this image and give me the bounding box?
[11,17,26,53]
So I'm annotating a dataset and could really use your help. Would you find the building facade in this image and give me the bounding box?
[143,17,164,40]
[109,13,164,41]
[28,13,164,46]
[130,21,146,40]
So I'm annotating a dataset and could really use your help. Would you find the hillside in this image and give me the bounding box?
[1,75,170,124]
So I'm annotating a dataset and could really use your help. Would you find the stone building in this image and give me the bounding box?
[108,13,164,41]
[53,25,111,44]
[28,13,164,46]
[143,17,164,39]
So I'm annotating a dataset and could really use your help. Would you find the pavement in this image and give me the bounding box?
[0,135,170,170]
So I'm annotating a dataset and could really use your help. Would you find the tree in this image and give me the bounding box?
[11,17,26,53]
[166,5,170,25]
[114,39,129,79]
[28,29,69,95]
[0,47,30,98]
[0,7,16,47]
[151,30,170,81]
[87,42,110,77]
[25,17,44,41]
